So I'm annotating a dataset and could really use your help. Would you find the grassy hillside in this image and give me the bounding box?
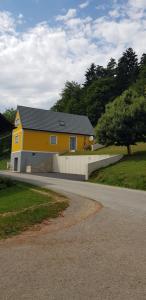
[89,143,146,191]
[93,143,146,155]
[65,143,146,156]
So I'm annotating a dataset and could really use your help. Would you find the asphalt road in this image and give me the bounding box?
[0,171,146,300]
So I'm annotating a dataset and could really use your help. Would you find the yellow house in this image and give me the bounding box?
[11,106,94,172]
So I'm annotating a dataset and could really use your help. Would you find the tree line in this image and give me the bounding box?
[52,48,146,153]
[2,47,146,155]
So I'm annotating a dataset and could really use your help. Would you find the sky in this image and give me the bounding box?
[0,0,146,111]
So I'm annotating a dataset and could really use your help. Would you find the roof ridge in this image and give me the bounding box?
[17,105,88,118]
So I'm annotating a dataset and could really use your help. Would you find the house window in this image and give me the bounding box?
[50,136,57,145]
[15,118,20,126]
[70,136,77,151]
[15,135,19,144]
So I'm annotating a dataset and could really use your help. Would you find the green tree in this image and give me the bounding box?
[52,81,86,115]
[85,77,116,126]
[106,58,117,77]
[96,65,106,79]
[0,108,15,156]
[139,53,146,68]
[96,89,146,155]
[116,48,139,94]
[134,53,146,96]
[84,63,97,87]
[3,108,16,124]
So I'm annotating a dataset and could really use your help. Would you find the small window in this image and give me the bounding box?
[15,135,19,144]
[50,136,57,145]
[15,118,20,126]
[59,120,65,126]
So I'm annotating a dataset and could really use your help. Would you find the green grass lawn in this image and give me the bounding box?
[89,149,146,191]
[0,178,68,239]
[65,143,146,156]
[0,157,9,170]
[93,143,146,155]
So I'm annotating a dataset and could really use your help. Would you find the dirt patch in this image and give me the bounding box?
[0,193,102,246]
[30,188,67,203]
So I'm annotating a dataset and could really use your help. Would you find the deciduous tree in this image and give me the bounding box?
[96,89,146,155]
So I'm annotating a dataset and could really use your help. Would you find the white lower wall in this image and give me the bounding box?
[53,155,87,175]
[92,143,104,151]
[53,154,123,180]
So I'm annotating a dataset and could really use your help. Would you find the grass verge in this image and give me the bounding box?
[89,152,146,191]
[0,178,69,239]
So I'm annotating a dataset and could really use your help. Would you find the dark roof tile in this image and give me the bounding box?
[18,106,94,136]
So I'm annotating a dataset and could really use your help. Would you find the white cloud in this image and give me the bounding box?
[0,2,146,112]
[0,11,16,34]
[109,9,120,18]
[56,9,77,21]
[79,1,89,9]
[125,0,146,20]
[128,0,146,9]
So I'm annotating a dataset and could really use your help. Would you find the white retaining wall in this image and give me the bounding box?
[92,143,104,151]
[53,154,123,180]
[87,154,123,180]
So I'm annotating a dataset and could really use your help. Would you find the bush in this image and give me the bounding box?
[84,144,92,151]
[0,177,14,190]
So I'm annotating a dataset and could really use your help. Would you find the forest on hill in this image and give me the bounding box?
[52,48,146,127]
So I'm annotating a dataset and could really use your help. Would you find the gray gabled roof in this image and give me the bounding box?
[17,106,94,136]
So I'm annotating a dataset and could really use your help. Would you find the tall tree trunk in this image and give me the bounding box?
[127,145,132,155]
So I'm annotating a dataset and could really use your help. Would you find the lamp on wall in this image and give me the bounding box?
[89,136,94,142]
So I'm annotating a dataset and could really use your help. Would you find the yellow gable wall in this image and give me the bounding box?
[22,130,90,152]
[12,129,23,152]
[14,111,22,130]
[11,111,23,152]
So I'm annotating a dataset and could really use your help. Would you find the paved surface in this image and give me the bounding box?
[0,171,146,300]
[34,172,85,181]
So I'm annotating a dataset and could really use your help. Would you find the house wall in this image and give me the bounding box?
[12,111,23,153]
[11,151,54,173]
[12,129,91,153]
[12,129,23,152]
[11,152,22,172]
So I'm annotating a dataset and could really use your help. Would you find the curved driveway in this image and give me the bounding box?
[0,171,146,299]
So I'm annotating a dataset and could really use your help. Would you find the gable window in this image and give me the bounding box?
[15,135,19,144]
[15,118,20,126]
[50,136,57,145]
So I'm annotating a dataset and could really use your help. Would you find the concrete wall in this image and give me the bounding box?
[87,154,123,180]
[53,155,87,176]
[53,154,123,180]
[11,151,53,173]
[11,152,22,172]
[92,143,105,151]
[11,152,123,180]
